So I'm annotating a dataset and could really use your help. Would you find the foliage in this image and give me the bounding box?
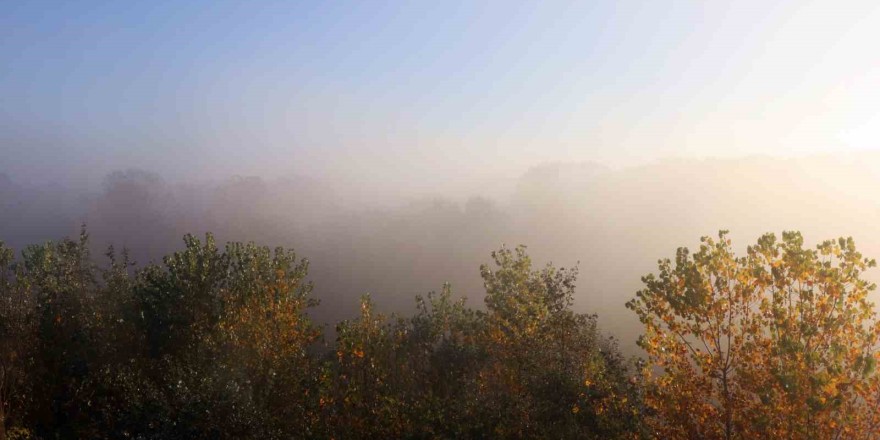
[124,234,324,439]
[324,246,644,439]
[326,288,487,439]
[0,229,641,438]
[627,231,880,439]
[0,240,36,440]
[476,246,641,439]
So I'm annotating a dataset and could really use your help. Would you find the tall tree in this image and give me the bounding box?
[127,234,323,439]
[628,231,880,439]
[478,246,640,439]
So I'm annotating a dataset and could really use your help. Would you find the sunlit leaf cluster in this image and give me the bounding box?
[627,231,880,439]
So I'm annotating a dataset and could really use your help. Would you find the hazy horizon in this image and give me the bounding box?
[4,1,880,185]
[4,151,880,356]
[4,0,880,354]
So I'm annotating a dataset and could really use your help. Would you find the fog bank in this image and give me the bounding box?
[3,152,880,353]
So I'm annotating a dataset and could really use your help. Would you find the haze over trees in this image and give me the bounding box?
[3,224,880,438]
[4,154,880,438]
[3,152,880,352]
[0,230,644,439]
[5,0,880,436]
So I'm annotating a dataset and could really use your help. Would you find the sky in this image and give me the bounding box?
[2,0,880,189]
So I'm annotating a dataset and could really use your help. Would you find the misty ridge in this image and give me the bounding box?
[3,151,879,352]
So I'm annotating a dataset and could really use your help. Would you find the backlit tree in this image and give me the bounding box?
[627,231,880,439]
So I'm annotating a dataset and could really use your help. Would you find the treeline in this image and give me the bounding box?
[5,156,880,355]
[0,230,641,439]
[3,229,880,439]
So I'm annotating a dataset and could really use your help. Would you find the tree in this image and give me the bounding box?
[124,234,323,439]
[627,231,880,439]
[220,241,323,437]
[0,229,131,439]
[325,246,643,439]
[326,287,484,439]
[477,246,642,439]
[23,229,102,438]
[0,241,36,440]
[1,228,646,438]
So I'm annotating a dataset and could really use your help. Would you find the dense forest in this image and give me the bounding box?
[2,227,880,439]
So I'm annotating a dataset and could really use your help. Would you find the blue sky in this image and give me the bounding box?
[2,0,879,186]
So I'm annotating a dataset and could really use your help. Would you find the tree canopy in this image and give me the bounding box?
[3,228,880,439]
[628,231,880,439]
[0,232,640,439]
